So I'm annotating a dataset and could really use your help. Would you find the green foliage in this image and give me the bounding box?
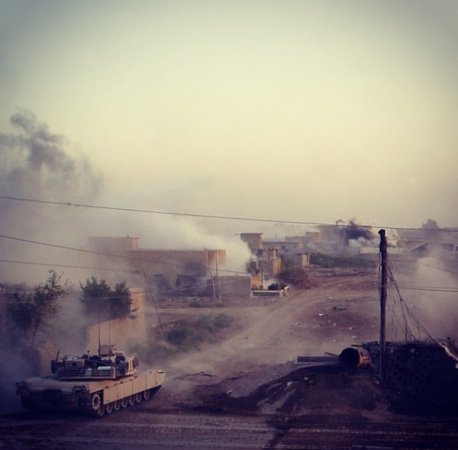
[6,270,70,345]
[212,313,233,329]
[112,282,132,317]
[80,277,131,319]
[164,314,233,350]
[165,319,195,347]
[7,293,36,332]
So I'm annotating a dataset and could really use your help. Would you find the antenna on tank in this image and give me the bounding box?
[98,297,101,355]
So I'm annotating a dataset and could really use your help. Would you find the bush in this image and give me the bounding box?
[161,313,234,354]
[6,270,70,346]
[213,313,233,329]
[165,320,195,347]
[310,253,375,269]
[80,277,131,319]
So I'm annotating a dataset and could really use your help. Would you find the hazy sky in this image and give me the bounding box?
[1,0,457,230]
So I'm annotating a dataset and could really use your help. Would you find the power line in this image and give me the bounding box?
[0,195,324,226]
[0,258,140,274]
[2,194,457,232]
[0,233,247,275]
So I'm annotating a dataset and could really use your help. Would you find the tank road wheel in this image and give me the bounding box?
[121,397,129,408]
[128,395,135,406]
[90,392,105,417]
[105,402,114,414]
[143,389,151,401]
[113,400,121,412]
[135,392,143,404]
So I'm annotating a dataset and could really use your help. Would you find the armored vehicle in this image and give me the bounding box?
[16,345,165,417]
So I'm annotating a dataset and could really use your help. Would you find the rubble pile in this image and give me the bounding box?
[196,363,385,417]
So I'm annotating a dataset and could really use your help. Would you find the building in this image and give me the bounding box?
[128,248,226,290]
[206,275,252,300]
[263,240,309,268]
[88,237,227,296]
[397,228,458,259]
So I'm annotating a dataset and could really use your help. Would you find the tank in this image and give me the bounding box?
[16,345,165,417]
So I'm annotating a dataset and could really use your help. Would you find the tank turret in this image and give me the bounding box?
[51,345,139,380]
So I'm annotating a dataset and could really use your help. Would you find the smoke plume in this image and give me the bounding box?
[0,110,101,207]
[338,220,375,245]
[0,111,103,283]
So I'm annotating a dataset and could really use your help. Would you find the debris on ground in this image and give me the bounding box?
[193,363,387,418]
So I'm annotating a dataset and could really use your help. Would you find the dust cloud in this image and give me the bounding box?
[408,256,458,341]
[0,347,38,414]
[0,111,255,414]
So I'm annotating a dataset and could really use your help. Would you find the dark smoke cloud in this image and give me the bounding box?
[338,219,374,244]
[0,111,104,284]
[0,110,101,208]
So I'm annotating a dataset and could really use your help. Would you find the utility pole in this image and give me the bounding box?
[215,252,221,302]
[378,229,387,381]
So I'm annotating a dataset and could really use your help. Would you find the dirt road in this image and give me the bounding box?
[2,404,458,449]
[163,271,380,381]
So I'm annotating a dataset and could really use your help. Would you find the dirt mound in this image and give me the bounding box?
[194,363,387,418]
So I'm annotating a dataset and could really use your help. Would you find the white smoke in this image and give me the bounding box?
[404,256,458,341]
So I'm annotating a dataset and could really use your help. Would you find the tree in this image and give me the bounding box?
[80,277,131,319]
[6,270,71,346]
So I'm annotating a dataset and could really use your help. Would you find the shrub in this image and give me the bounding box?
[310,253,375,269]
[165,320,195,347]
[6,270,70,346]
[212,313,233,329]
[160,313,234,356]
[80,277,131,319]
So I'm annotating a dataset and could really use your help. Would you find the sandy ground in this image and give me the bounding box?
[154,269,392,418]
[165,270,380,376]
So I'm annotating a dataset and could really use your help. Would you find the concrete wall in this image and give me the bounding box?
[128,249,225,287]
[84,288,147,354]
[210,275,252,299]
